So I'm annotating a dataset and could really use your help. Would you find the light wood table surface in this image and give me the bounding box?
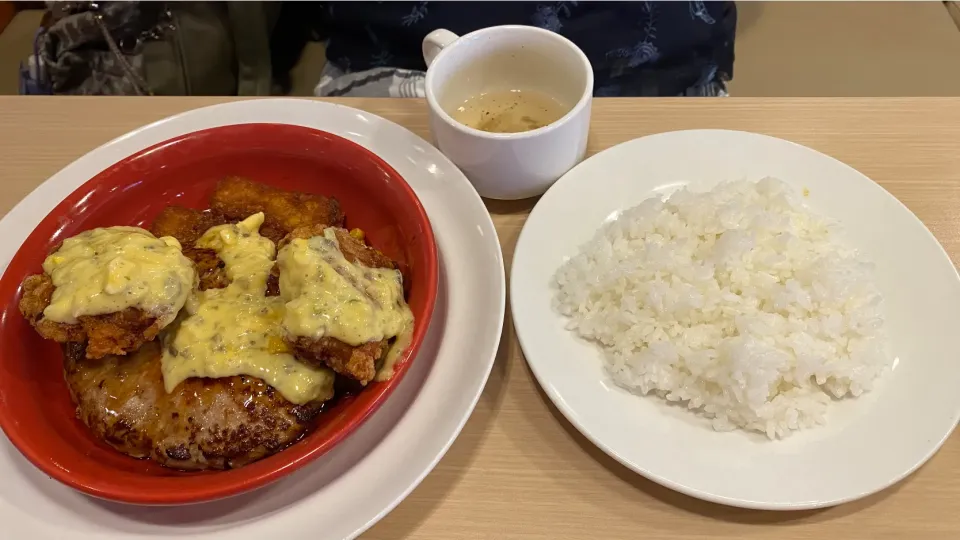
[2,97,960,539]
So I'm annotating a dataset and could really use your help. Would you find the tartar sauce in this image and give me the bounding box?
[42,226,195,328]
[277,228,414,380]
[160,213,334,405]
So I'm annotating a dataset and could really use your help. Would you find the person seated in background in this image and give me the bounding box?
[312,1,736,98]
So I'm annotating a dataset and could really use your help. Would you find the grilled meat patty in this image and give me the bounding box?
[64,340,325,470]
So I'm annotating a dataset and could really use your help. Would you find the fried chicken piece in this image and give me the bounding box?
[19,274,85,342]
[19,274,161,359]
[150,207,232,291]
[277,225,400,385]
[182,247,229,291]
[64,341,327,470]
[289,338,387,387]
[276,224,397,269]
[149,206,228,246]
[80,309,162,359]
[210,177,345,244]
[334,228,397,269]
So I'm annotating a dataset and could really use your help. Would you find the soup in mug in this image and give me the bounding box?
[449,89,569,134]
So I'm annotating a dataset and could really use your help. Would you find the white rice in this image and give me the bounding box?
[552,178,891,439]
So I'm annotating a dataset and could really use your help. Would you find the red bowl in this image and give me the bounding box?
[0,123,438,504]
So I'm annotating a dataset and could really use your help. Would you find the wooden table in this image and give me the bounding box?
[2,97,959,539]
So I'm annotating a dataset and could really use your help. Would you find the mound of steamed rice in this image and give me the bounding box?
[552,178,891,439]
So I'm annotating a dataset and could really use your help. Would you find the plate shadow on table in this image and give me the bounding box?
[364,285,515,538]
[511,359,907,530]
[483,196,541,216]
[4,252,460,534]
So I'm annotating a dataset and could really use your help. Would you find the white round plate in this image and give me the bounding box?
[0,99,504,538]
[511,129,960,510]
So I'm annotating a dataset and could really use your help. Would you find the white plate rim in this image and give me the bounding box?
[0,98,505,539]
[511,128,960,510]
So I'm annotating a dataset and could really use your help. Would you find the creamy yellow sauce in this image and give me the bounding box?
[375,323,414,383]
[160,213,334,405]
[42,226,195,327]
[277,228,413,352]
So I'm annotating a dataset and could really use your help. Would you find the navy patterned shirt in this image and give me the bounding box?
[315,1,737,97]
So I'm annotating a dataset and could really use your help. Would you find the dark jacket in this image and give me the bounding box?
[315,1,737,96]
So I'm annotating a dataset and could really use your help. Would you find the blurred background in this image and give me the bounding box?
[2,1,960,97]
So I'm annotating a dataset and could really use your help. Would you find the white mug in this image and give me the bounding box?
[422,25,593,200]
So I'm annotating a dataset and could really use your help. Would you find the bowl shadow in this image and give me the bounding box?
[483,196,540,216]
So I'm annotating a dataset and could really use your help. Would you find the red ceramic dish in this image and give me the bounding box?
[0,123,438,505]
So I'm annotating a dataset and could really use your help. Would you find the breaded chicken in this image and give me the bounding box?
[18,274,84,342]
[151,195,346,293]
[278,225,400,385]
[150,206,228,246]
[183,247,230,291]
[288,337,388,387]
[19,274,161,359]
[149,207,233,291]
[276,224,397,270]
[210,177,345,244]
[64,341,325,470]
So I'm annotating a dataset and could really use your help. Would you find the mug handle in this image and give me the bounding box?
[422,29,459,67]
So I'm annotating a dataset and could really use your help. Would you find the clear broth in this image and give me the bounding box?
[449,89,569,134]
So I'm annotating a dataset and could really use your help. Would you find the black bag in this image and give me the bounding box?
[28,1,278,96]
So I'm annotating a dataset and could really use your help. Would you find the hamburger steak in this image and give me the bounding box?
[63,340,326,470]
